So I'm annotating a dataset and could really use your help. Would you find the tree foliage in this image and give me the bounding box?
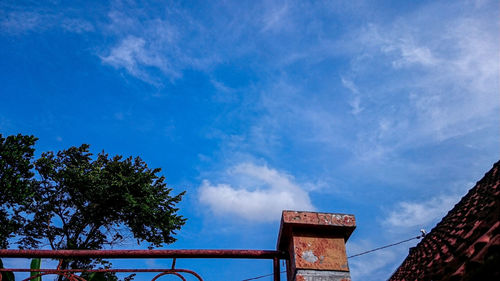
[0,134,186,256]
[0,134,37,248]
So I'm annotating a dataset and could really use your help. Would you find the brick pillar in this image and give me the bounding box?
[277,211,356,281]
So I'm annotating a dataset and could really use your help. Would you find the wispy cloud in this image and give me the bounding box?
[101,35,180,85]
[99,6,219,84]
[0,11,45,33]
[336,3,500,165]
[341,77,364,115]
[0,10,93,34]
[384,194,460,229]
[260,3,289,33]
[199,0,499,174]
[60,18,94,33]
[198,162,315,222]
[381,37,438,68]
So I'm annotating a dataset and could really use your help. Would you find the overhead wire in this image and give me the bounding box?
[348,234,424,258]
[240,231,426,281]
[241,271,286,281]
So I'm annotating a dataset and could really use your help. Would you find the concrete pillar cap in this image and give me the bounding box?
[277,210,356,252]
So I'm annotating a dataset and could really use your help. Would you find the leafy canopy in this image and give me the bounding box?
[0,134,186,252]
[0,134,37,248]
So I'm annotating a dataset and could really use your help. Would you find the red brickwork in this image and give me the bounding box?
[389,161,500,281]
[278,211,356,281]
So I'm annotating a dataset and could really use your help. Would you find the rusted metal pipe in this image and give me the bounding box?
[1,269,204,281]
[0,249,286,259]
[273,257,280,281]
[0,268,204,273]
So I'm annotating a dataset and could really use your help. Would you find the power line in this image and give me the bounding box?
[348,233,424,259]
[241,231,425,281]
[241,271,286,281]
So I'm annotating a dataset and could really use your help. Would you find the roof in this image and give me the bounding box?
[388,160,500,281]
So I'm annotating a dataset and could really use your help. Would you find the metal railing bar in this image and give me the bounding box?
[0,269,212,273]
[0,249,287,259]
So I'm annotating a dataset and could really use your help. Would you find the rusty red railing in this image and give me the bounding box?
[0,250,286,281]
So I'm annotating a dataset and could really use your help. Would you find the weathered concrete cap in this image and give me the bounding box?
[277,210,356,251]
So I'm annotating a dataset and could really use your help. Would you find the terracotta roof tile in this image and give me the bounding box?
[388,160,500,281]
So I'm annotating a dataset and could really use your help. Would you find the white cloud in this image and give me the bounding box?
[99,8,220,84]
[102,36,146,71]
[198,163,315,222]
[0,11,45,33]
[0,11,93,34]
[61,18,94,33]
[382,38,438,68]
[349,96,363,116]
[261,3,289,32]
[101,35,180,84]
[208,1,498,170]
[337,2,500,164]
[210,79,233,93]
[384,194,460,229]
[341,77,364,115]
[341,77,360,94]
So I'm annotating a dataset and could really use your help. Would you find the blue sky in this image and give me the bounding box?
[1,0,499,280]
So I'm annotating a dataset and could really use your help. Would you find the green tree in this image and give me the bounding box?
[0,135,185,277]
[0,134,37,248]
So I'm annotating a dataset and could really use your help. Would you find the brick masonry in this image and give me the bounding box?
[278,211,356,281]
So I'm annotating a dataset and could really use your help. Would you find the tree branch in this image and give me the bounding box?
[55,208,71,245]
[46,216,55,250]
[82,223,100,248]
